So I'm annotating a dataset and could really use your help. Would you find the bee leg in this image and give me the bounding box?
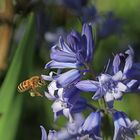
[34,92,43,97]
[29,90,36,97]
[30,89,43,97]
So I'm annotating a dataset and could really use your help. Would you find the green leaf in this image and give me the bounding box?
[0,13,35,140]
[0,96,22,140]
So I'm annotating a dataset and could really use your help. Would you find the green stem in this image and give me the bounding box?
[98,98,108,114]
[84,63,108,113]
[84,62,96,80]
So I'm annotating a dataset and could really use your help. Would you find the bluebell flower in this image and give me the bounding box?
[98,12,122,39]
[56,113,85,139]
[45,23,94,69]
[41,71,57,82]
[79,111,102,140]
[55,69,82,88]
[76,47,139,108]
[62,0,87,12]
[40,125,57,140]
[113,47,140,90]
[40,113,103,140]
[40,114,101,140]
[44,80,62,100]
[45,81,87,122]
[113,111,140,140]
[42,69,82,88]
[51,94,87,122]
[40,125,47,140]
[44,24,94,88]
[82,6,98,24]
[67,113,84,135]
[122,47,140,81]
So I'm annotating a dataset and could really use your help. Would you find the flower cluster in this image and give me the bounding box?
[44,1,122,46]
[40,112,102,140]
[41,24,140,140]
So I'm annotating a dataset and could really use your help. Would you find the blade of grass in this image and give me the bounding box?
[0,96,22,140]
[0,13,35,139]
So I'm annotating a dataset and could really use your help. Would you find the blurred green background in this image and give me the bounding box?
[0,0,140,140]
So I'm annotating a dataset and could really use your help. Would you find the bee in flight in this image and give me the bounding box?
[17,76,46,97]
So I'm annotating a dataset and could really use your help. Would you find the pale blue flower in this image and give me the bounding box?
[113,111,140,140]
[45,81,87,122]
[98,12,122,39]
[79,111,102,140]
[40,125,57,140]
[45,23,94,69]
[55,69,82,88]
[76,47,139,108]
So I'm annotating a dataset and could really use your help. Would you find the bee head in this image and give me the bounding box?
[39,77,46,85]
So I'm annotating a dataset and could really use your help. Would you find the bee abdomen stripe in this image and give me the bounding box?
[18,82,29,92]
[18,83,24,92]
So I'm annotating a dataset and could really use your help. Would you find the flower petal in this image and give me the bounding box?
[113,111,139,140]
[112,71,123,81]
[45,91,56,100]
[71,97,87,113]
[59,36,74,53]
[92,88,105,100]
[113,54,120,74]
[126,80,138,90]
[40,125,47,140]
[41,75,53,81]
[123,47,134,74]
[126,63,140,80]
[51,45,77,63]
[76,80,98,92]
[63,108,73,123]
[104,92,114,108]
[45,60,77,69]
[52,100,64,113]
[117,82,128,92]
[56,69,81,88]
[63,87,80,104]
[47,81,59,98]
[80,111,101,138]
[48,130,57,140]
[113,91,123,100]
[82,24,94,63]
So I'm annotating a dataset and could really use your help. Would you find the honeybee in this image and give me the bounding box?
[18,76,46,97]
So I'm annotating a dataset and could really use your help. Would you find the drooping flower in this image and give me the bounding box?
[76,47,140,108]
[40,125,57,140]
[45,23,94,69]
[82,6,98,23]
[40,125,47,140]
[113,111,140,140]
[79,111,102,140]
[51,94,87,122]
[44,24,94,89]
[40,113,103,140]
[55,69,82,88]
[42,69,83,89]
[62,0,88,13]
[45,81,87,122]
[98,12,122,39]
[56,113,85,139]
